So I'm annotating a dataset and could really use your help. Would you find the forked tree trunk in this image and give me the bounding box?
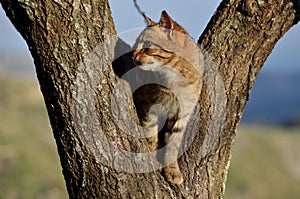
[1,0,299,198]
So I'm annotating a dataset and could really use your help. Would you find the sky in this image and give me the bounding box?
[0,0,300,73]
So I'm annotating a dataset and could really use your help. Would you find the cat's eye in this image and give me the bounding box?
[143,41,152,49]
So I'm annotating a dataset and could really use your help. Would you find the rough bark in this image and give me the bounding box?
[0,0,299,198]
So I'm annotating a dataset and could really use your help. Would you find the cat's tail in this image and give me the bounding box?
[133,0,146,18]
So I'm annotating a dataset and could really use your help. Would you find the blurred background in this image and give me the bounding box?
[0,0,299,198]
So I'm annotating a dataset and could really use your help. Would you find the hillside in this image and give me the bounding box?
[226,125,300,199]
[243,69,300,125]
[0,53,35,79]
[0,76,299,199]
[0,77,68,199]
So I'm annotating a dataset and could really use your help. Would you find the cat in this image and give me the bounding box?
[131,10,203,185]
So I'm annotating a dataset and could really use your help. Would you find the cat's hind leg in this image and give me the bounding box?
[162,129,184,185]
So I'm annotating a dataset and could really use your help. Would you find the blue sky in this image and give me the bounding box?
[0,0,299,73]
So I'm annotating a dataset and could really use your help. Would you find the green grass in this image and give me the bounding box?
[226,125,300,199]
[0,76,299,198]
[0,77,68,199]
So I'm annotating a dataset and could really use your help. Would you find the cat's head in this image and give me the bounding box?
[132,11,193,67]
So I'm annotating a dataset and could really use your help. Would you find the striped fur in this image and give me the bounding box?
[131,11,203,185]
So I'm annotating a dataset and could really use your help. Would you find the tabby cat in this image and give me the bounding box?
[131,11,203,185]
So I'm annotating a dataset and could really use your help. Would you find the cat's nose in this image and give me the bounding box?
[132,51,138,60]
[132,51,141,65]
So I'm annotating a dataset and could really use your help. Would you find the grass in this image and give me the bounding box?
[226,125,300,199]
[0,77,68,199]
[0,76,299,198]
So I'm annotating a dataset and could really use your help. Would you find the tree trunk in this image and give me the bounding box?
[1,0,299,198]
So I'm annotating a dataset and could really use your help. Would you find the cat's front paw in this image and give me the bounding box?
[163,165,183,185]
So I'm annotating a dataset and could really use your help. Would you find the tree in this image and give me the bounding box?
[0,0,299,198]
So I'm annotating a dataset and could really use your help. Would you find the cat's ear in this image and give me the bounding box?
[160,11,186,46]
[159,10,175,30]
[143,14,156,26]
